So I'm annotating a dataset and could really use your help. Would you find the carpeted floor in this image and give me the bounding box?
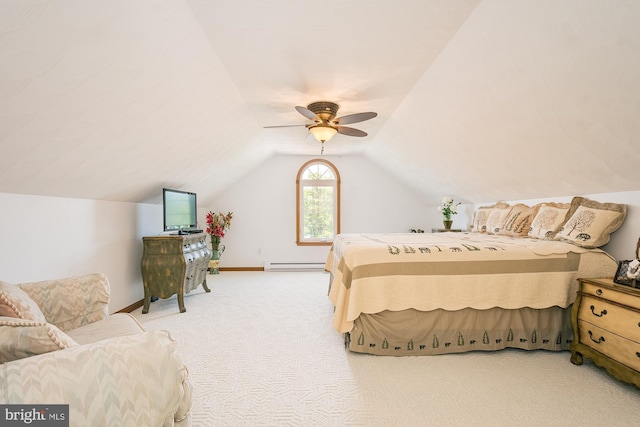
[132,271,640,426]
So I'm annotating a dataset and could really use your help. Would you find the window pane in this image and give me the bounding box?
[302,163,335,180]
[303,185,334,239]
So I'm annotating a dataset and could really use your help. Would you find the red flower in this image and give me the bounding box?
[205,211,233,238]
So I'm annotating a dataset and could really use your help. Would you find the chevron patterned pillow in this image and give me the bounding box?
[0,281,46,322]
[0,317,78,363]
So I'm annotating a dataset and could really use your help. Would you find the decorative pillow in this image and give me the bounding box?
[471,202,509,233]
[0,299,18,318]
[0,317,78,363]
[556,197,627,248]
[528,202,571,239]
[486,206,511,235]
[0,281,47,322]
[470,207,493,233]
[498,204,540,237]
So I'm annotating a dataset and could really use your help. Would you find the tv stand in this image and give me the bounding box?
[140,232,210,313]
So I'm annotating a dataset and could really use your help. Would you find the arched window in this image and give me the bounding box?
[296,159,341,246]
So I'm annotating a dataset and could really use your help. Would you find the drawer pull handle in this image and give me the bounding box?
[637,352,640,358]
[588,330,605,344]
[589,305,607,317]
[596,288,603,296]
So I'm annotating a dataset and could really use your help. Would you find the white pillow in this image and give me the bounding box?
[471,207,493,233]
[0,317,78,363]
[471,202,509,233]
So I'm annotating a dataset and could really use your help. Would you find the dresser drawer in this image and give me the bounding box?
[579,295,640,343]
[577,320,640,372]
[581,282,640,311]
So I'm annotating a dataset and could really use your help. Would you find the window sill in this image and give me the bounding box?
[296,241,333,246]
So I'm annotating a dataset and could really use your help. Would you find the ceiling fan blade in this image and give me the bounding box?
[263,124,307,128]
[336,126,367,137]
[334,112,377,125]
[295,106,320,121]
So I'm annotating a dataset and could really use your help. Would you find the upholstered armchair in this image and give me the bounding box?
[0,273,191,426]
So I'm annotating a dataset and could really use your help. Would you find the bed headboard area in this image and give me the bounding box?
[470,196,626,248]
[470,191,639,262]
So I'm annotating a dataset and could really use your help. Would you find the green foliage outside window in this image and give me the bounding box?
[303,186,334,239]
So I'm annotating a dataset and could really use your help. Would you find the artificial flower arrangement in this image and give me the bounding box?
[205,211,233,250]
[437,197,460,221]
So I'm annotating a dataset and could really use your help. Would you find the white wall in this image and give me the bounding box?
[0,192,161,313]
[208,154,441,268]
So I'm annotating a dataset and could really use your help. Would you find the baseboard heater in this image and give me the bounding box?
[264,262,325,272]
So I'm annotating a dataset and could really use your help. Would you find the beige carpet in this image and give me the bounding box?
[132,271,640,426]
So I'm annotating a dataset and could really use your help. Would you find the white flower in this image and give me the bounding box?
[437,196,460,217]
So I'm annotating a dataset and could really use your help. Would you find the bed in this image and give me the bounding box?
[326,232,619,356]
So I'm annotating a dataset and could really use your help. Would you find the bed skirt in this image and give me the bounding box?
[346,305,573,356]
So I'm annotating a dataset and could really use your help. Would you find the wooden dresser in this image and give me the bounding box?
[570,277,640,388]
[141,233,211,313]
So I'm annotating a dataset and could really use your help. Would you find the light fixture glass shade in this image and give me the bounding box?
[309,125,338,143]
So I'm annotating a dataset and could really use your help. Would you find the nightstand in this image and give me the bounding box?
[431,228,463,233]
[570,277,640,388]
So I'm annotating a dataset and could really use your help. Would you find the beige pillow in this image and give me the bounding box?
[528,202,571,239]
[498,204,540,237]
[471,202,509,233]
[486,206,511,235]
[557,197,627,248]
[0,281,46,322]
[0,317,78,363]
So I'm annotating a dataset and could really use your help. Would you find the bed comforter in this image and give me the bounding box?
[326,233,618,334]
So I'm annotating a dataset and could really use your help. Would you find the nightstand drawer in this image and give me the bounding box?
[578,320,640,372]
[579,295,640,343]
[581,281,640,311]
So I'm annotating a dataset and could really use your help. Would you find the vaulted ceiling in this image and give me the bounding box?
[1,0,639,207]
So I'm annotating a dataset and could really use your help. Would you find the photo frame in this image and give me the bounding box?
[613,238,640,287]
[613,260,639,287]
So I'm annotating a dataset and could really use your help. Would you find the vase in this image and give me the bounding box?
[209,244,225,275]
[443,219,453,230]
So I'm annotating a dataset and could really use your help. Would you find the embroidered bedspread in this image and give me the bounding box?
[326,233,617,333]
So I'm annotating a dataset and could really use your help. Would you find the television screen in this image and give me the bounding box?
[163,188,198,232]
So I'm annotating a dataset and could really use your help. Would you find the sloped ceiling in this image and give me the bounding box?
[1,0,639,207]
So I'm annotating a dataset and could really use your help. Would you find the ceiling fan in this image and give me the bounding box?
[265,101,377,153]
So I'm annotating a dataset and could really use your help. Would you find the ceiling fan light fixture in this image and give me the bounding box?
[309,124,338,143]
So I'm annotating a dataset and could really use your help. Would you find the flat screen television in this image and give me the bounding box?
[163,188,199,233]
